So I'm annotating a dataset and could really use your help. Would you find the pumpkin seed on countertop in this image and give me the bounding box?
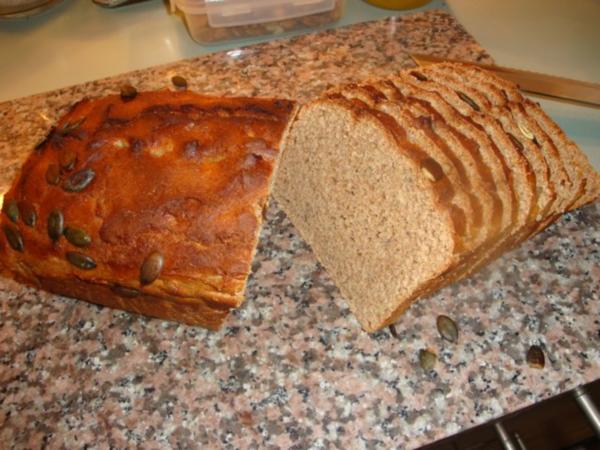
[456,90,481,112]
[59,149,77,171]
[526,345,545,369]
[388,324,399,339]
[419,349,437,371]
[19,201,37,227]
[436,315,459,343]
[66,251,97,270]
[64,226,92,247]
[3,199,19,223]
[171,75,188,89]
[111,285,141,298]
[47,209,64,241]
[45,164,61,185]
[120,84,138,102]
[63,168,95,192]
[140,251,164,285]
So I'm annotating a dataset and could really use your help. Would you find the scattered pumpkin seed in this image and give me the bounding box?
[140,251,164,285]
[59,149,77,171]
[45,164,61,185]
[66,251,97,270]
[19,201,37,227]
[171,75,188,89]
[456,90,480,112]
[389,324,399,339]
[518,122,534,140]
[507,132,524,152]
[111,285,141,298]
[3,199,19,223]
[64,226,92,247]
[120,84,138,102]
[63,168,95,192]
[436,315,459,343]
[47,209,64,241]
[3,225,23,252]
[410,71,428,82]
[419,349,437,371]
[526,345,545,369]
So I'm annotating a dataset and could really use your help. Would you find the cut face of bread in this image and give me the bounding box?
[0,91,297,329]
[274,98,457,331]
[276,64,600,331]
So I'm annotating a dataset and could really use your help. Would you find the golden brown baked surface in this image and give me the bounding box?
[0,90,296,329]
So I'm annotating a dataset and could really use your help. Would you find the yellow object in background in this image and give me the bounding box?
[364,0,432,10]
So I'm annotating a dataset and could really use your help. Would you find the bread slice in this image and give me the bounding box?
[274,97,460,331]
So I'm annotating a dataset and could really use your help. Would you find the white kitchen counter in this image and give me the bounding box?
[1,0,599,162]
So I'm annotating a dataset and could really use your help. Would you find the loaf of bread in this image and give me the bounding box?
[274,63,600,332]
[0,90,296,329]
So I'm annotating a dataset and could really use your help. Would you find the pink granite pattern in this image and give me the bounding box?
[0,9,599,450]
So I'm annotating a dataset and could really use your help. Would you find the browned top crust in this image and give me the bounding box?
[0,90,296,311]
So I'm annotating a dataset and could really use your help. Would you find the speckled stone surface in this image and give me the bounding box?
[0,9,598,449]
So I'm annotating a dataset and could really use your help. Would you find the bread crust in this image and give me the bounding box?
[0,90,296,328]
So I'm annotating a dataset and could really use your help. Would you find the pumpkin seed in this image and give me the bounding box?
[66,251,96,270]
[111,285,141,298]
[171,75,188,89]
[388,324,399,339]
[60,117,84,135]
[59,149,77,171]
[35,127,56,151]
[507,132,525,152]
[3,225,23,252]
[410,71,428,82]
[419,349,437,371]
[526,345,545,369]
[45,164,61,185]
[436,315,458,342]
[456,90,480,112]
[19,201,37,227]
[47,209,64,241]
[518,122,534,140]
[63,168,95,192]
[64,226,92,247]
[420,158,444,182]
[3,199,19,223]
[120,84,138,102]
[140,251,164,285]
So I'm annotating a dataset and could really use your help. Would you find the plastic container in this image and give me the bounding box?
[172,0,345,44]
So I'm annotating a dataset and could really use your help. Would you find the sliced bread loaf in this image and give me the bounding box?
[275,64,600,331]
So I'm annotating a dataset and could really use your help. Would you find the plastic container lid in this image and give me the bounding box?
[174,0,335,27]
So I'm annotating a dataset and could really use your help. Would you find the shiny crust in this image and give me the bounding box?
[0,90,296,328]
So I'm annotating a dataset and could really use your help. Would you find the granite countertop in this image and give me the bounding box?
[0,9,599,449]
